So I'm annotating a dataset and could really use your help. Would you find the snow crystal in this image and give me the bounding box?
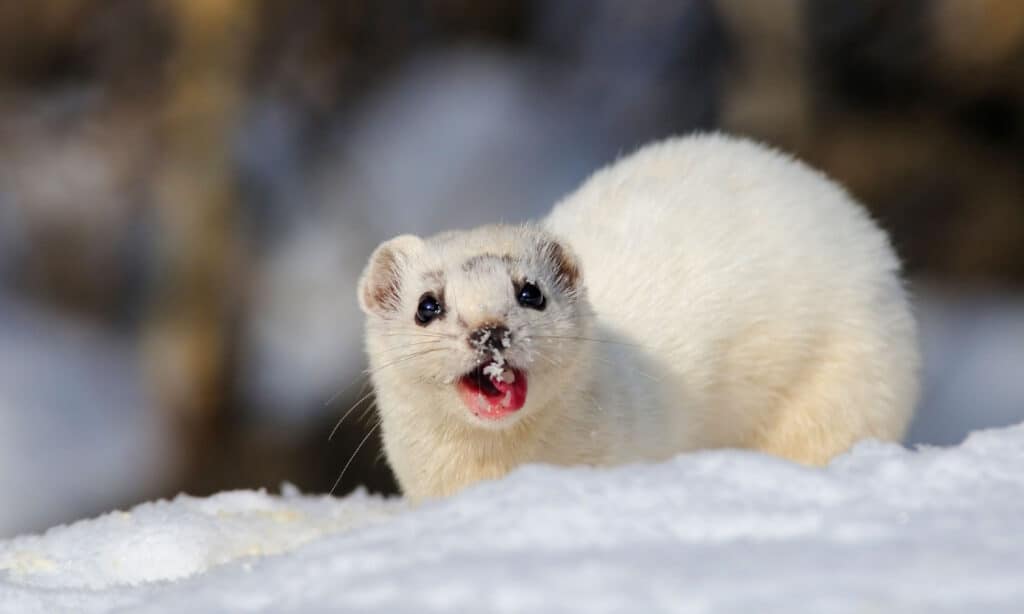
[2,424,1024,613]
[482,361,505,381]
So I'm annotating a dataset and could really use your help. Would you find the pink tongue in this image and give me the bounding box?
[491,374,527,408]
[459,369,528,418]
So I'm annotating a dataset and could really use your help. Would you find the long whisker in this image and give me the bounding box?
[330,422,380,495]
[323,373,371,410]
[358,399,379,424]
[589,355,661,382]
[529,334,645,348]
[329,388,377,441]
[371,330,455,340]
[364,347,448,376]
[529,347,565,370]
[536,309,600,323]
[375,339,443,354]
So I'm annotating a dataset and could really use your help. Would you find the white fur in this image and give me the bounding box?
[358,134,920,500]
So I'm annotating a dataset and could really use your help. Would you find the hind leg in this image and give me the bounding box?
[752,337,917,465]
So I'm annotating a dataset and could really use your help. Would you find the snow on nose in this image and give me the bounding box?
[469,324,511,352]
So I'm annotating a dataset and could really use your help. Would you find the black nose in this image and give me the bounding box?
[470,324,510,351]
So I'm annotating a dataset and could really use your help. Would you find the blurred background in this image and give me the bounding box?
[1,0,1023,537]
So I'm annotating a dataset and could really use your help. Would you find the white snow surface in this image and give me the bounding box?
[3,424,1024,613]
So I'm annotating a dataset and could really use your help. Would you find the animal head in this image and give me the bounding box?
[357,224,590,429]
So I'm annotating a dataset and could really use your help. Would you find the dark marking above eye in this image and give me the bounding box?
[422,270,445,285]
[462,253,515,272]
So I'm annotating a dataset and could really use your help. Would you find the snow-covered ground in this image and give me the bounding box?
[2,423,1022,613]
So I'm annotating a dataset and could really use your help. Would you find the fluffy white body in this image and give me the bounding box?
[358,134,919,500]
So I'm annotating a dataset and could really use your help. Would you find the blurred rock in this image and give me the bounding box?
[908,284,1024,446]
[0,294,172,537]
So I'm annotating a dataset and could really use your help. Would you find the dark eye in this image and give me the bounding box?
[415,293,443,325]
[516,281,546,310]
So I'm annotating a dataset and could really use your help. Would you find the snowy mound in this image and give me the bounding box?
[3,425,1024,613]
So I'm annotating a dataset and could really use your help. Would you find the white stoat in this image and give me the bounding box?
[357,134,919,500]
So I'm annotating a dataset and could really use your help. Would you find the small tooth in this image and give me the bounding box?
[500,370,515,384]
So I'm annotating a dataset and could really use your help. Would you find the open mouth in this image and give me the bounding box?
[457,361,528,420]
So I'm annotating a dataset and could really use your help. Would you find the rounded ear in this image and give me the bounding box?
[542,237,581,292]
[358,234,423,316]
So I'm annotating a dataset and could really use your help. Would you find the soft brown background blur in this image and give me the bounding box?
[2,0,1022,537]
